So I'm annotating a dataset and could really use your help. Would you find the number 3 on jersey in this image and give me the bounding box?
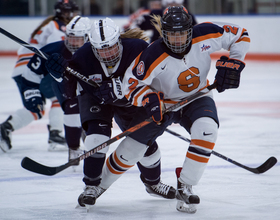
[177,67,200,93]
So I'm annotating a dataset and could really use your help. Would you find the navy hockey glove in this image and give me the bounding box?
[45,53,68,82]
[21,77,45,119]
[215,56,245,93]
[142,92,165,123]
[93,77,124,104]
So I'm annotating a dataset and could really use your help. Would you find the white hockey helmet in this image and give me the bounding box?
[90,17,123,67]
[65,16,91,53]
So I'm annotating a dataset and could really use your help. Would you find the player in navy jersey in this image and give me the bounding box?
[45,17,176,208]
[20,16,91,160]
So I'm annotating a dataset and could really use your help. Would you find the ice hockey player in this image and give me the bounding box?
[20,16,91,163]
[49,5,250,213]
[45,17,176,208]
[0,0,79,152]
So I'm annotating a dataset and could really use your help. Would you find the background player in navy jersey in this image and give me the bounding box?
[20,16,91,162]
[45,18,176,208]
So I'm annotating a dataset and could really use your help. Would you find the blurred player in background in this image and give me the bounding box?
[0,0,79,152]
[20,16,91,164]
[124,0,197,43]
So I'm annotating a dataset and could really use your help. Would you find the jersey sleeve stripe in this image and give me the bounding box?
[15,60,29,68]
[132,85,151,106]
[53,21,59,30]
[143,52,169,80]
[192,32,223,44]
[132,51,143,72]
[235,28,251,43]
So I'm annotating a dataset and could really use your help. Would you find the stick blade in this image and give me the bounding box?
[21,157,68,176]
[255,156,277,174]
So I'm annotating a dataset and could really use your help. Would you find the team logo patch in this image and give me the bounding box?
[90,105,101,113]
[137,61,145,76]
[89,74,102,83]
[200,44,211,52]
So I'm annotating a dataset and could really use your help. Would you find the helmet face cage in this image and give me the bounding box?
[92,40,123,67]
[161,6,193,53]
[162,29,192,53]
[90,18,123,67]
[65,16,91,53]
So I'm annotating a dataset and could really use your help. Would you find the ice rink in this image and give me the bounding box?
[0,56,279,220]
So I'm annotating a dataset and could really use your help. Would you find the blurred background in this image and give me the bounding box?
[0,0,279,16]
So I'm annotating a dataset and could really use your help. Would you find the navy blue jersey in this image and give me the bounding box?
[68,38,149,105]
[27,41,72,77]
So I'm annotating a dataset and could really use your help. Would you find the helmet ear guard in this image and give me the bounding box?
[90,18,123,67]
[161,6,193,53]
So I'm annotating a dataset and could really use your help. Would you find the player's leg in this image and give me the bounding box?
[175,96,219,213]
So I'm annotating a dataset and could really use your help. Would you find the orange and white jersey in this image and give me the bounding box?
[123,21,250,108]
[12,19,66,77]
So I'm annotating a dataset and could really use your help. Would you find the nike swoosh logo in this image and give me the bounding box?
[161,64,166,70]
[99,123,107,127]
[70,104,77,108]
[120,155,128,161]
[203,132,212,136]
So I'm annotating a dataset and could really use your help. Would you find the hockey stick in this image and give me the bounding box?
[0,27,99,88]
[21,83,217,176]
[165,128,277,174]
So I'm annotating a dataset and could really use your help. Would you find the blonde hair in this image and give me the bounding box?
[120,28,149,42]
[31,16,55,39]
[150,14,163,37]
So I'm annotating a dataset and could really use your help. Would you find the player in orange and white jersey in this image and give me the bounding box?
[99,5,250,213]
[0,0,79,152]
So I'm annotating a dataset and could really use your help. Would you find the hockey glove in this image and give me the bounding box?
[45,53,68,83]
[21,77,45,119]
[142,92,165,123]
[215,56,245,93]
[93,77,124,104]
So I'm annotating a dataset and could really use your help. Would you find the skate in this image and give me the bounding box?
[0,116,13,152]
[47,125,67,151]
[175,167,200,213]
[78,185,106,209]
[141,174,176,199]
[68,148,84,166]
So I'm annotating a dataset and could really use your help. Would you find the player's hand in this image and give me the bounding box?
[215,56,245,93]
[21,78,45,119]
[45,53,68,82]
[142,92,165,123]
[93,77,124,104]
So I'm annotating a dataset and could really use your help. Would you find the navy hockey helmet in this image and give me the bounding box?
[161,6,193,53]
[54,0,76,23]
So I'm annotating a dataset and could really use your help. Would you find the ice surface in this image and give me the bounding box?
[0,57,279,220]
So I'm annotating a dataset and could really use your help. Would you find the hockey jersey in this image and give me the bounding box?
[22,41,72,84]
[122,22,250,108]
[12,19,67,78]
[67,38,149,106]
